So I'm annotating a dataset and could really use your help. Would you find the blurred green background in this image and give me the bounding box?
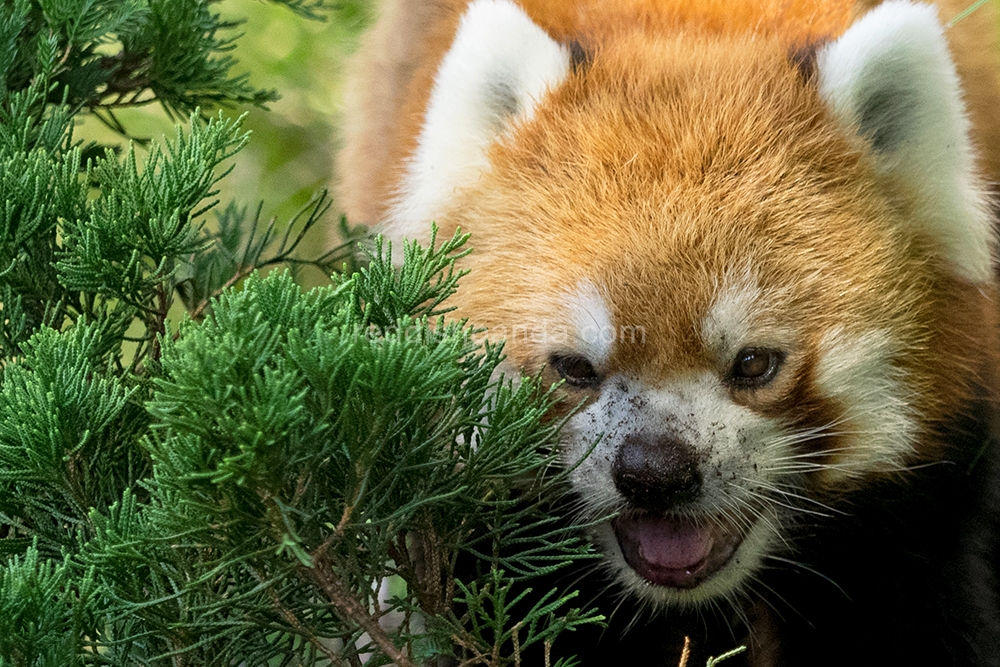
[78,0,372,260]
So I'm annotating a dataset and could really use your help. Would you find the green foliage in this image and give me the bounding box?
[434,568,590,667]
[3,0,276,131]
[0,1,601,665]
[58,113,247,300]
[0,323,147,556]
[705,647,748,667]
[72,262,601,665]
[0,545,98,667]
[355,229,471,329]
[0,0,352,369]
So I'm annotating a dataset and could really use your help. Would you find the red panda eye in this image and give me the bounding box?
[551,354,601,388]
[730,348,783,387]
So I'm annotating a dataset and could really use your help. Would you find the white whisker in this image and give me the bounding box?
[765,555,848,599]
[728,482,834,519]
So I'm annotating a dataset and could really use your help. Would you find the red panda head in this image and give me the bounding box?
[380,0,998,607]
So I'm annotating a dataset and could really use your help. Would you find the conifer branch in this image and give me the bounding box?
[266,584,348,667]
[0,3,601,663]
[150,280,170,362]
[301,556,418,667]
[185,192,358,322]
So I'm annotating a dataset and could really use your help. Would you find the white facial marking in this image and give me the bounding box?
[563,373,790,606]
[701,271,793,368]
[564,280,616,366]
[701,273,762,364]
[385,0,571,248]
[814,328,917,478]
[817,0,994,282]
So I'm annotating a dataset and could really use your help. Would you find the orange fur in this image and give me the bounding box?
[336,2,1000,663]
[339,1,1000,470]
[437,28,997,478]
[336,0,1000,225]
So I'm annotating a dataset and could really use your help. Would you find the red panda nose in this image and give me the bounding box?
[612,433,702,511]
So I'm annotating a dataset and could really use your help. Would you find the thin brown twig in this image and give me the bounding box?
[511,621,524,667]
[149,281,170,362]
[266,585,347,666]
[679,636,691,667]
[304,555,418,667]
[57,42,72,67]
[333,500,356,541]
[421,522,443,614]
[189,263,254,321]
[187,244,301,322]
[451,633,489,667]
[305,499,356,571]
[291,471,308,505]
[93,97,159,109]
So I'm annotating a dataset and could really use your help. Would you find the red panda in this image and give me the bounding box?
[336,0,1000,664]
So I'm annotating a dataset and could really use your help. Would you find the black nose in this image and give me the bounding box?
[612,433,702,510]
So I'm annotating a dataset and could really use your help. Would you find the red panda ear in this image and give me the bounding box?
[384,0,571,248]
[816,0,994,282]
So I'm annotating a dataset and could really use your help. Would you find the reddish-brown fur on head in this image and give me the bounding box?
[447,26,993,466]
[337,0,1000,612]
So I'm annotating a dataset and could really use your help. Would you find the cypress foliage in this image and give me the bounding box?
[0,1,603,665]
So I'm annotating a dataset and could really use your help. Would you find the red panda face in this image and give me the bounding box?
[372,0,998,607]
[443,87,930,603]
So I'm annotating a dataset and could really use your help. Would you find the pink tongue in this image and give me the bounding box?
[636,517,713,570]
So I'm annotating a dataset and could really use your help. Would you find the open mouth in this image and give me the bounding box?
[612,513,746,589]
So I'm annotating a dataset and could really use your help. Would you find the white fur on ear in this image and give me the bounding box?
[817,0,993,283]
[385,0,571,246]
